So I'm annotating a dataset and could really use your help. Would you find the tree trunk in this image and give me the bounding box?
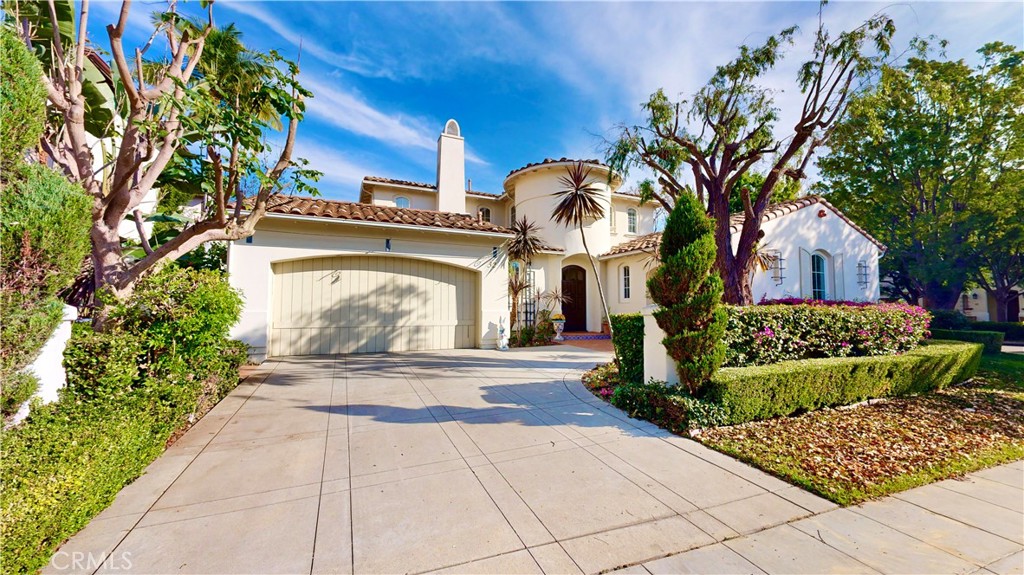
[580,228,618,365]
[921,280,963,310]
[985,285,1013,322]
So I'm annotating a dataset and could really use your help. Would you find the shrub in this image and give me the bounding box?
[723,302,930,367]
[1,372,38,418]
[928,309,972,330]
[1,163,92,297]
[647,192,726,393]
[107,266,243,362]
[63,324,145,401]
[611,379,727,431]
[707,341,982,424]
[971,321,1024,341]
[0,296,62,382]
[610,313,644,383]
[0,392,178,573]
[929,329,1004,355]
[0,28,46,169]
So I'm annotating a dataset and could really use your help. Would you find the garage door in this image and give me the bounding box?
[270,256,477,355]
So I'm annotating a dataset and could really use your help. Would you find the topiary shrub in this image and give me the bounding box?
[611,379,727,431]
[610,313,644,383]
[970,321,1024,341]
[646,193,726,394]
[0,28,46,169]
[707,340,982,424]
[929,329,1004,355]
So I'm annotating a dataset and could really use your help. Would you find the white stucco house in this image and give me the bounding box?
[227,120,884,359]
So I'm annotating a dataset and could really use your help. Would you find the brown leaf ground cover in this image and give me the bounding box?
[699,352,1024,505]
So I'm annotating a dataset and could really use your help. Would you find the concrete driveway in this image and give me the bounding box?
[45,347,1022,574]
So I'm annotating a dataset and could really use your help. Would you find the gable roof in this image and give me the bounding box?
[600,195,886,258]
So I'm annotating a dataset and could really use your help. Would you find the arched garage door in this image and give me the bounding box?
[270,256,477,355]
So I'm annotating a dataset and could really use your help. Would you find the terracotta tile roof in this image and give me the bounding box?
[249,195,512,234]
[505,157,611,178]
[362,176,436,190]
[466,189,502,198]
[600,195,886,257]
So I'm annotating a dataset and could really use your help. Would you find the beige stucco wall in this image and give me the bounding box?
[608,195,657,247]
[465,197,505,225]
[368,186,438,211]
[227,215,509,360]
[603,253,655,316]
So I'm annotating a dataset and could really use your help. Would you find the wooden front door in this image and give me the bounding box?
[561,265,587,332]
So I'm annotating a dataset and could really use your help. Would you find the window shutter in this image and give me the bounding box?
[833,253,845,300]
[799,248,812,298]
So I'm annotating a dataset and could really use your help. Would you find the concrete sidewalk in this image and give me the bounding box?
[45,347,1022,574]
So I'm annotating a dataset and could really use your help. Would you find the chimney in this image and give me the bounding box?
[436,119,466,213]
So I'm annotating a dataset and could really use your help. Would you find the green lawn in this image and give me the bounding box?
[698,352,1024,506]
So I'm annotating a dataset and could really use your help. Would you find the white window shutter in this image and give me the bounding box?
[833,253,845,300]
[799,248,812,298]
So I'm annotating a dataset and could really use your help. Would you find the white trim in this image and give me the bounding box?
[255,211,513,239]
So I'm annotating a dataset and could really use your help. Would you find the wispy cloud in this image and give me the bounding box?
[291,140,379,201]
[218,0,393,78]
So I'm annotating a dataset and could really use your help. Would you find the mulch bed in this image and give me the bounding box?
[699,382,1024,504]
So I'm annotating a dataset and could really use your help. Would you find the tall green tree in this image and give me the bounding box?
[608,3,894,304]
[820,42,1023,309]
[5,0,318,317]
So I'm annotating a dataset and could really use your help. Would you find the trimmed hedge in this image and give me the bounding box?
[610,313,644,383]
[611,380,727,431]
[723,302,930,367]
[706,341,982,425]
[929,329,1004,355]
[0,28,46,169]
[971,321,1024,341]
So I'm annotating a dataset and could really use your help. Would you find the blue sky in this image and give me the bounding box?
[91,1,1023,202]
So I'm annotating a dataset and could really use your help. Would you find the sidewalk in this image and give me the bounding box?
[632,461,1023,574]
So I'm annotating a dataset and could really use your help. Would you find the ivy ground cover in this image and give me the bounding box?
[698,352,1024,505]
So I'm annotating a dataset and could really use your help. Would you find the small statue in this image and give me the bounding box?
[497,317,509,351]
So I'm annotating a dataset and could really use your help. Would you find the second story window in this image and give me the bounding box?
[510,205,517,223]
[479,207,491,223]
[622,266,631,299]
[627,208,638,234]
[395,196,410,209]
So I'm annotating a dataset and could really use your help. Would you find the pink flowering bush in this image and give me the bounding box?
[724,303,931,367]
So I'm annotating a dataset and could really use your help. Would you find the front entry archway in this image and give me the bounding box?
[561,265,587,331]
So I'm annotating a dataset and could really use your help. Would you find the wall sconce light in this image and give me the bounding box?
[817,209,827,218]
[385,238,392,252]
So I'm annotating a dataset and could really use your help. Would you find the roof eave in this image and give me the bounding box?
[246,210,514,239]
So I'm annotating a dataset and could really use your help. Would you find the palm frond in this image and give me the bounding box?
[505,217,545,264]
[552,162,605,228]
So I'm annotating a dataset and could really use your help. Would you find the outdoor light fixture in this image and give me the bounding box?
[385,238,392,252]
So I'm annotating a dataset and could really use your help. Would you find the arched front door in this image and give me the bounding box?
[561,265,587,332]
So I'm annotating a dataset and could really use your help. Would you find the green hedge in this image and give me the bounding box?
[1,267,246,573]
[971,321,1024,341]
[929,329,1004,355]
[611,380,727,432]
[706,341,982,425]
[610,313,644,383]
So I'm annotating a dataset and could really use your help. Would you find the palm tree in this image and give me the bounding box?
[505,216,544,330]
[552,162,616,351]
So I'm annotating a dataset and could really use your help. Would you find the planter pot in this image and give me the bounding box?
[552,321,565,341]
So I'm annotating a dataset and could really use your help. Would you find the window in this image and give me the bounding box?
[622,266,631,299]
[510,205,517,223]
[811,253,827,300]
[627,208,638,234]
[395,196,410,209]
[478,207,491,223]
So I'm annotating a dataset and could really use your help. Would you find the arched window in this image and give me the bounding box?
[811,253,827,300]
[627,208,638,234]
[622,266,631,299]
[510,205,517,223]
[478,207,491,223]
[395,196,410,209]
[444,119,461,137]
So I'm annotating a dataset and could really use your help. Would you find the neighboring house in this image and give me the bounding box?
[227,120,881,359]
[601,196,886,312]
[955,287,1022,322]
